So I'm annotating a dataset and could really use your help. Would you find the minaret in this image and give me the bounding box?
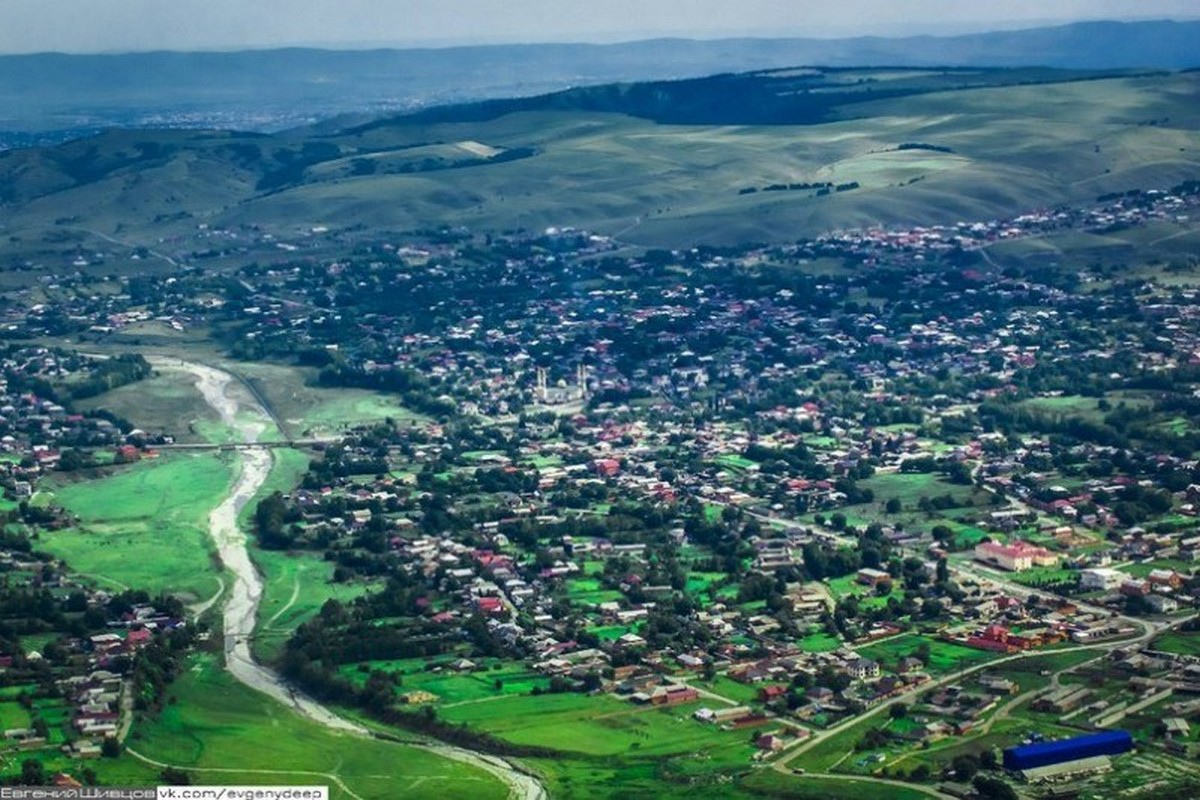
[577,364,588,400]
[536,367,548,402]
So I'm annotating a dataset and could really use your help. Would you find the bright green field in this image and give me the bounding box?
[340,659,550,703]
[440,693,767,758]
[301,392,426,433]
[713,454,759,472]
[826,575,902,611]
[798,633,843,653]
[699,674,762,705]
[1151,631,1200,656]
[128,653,505,800]
[40,452,234,600]
[253,548,381,663]
[0,701,32,731]
[565,577,623,606]
[743,770,933,800]
[858,472,974,510]
[855,634,999,674]
[434,690,775,799]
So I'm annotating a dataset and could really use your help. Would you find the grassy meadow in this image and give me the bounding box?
[127,653,507,800]
[75,368,221,444]
[223,360,427,440]
[426,691,773,799]
[252,548,381,663]
[855,634,999,675]
[39,452,234,601]
[233,73,1200,247]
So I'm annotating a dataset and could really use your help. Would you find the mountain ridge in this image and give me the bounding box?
[1,19,1197,140]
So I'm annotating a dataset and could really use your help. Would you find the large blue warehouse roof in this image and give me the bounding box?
[1003,730,1133,771]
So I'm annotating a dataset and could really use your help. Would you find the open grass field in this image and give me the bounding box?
[826,574,902,611]
[798,632,843,653]
[433,690,776,799]
[855,634,999,675]
[1151,630,1200,656]
[714,454,760,472]
[859,472,975,511]
[440,693,768,758]
[982,648,1102,684]
[741,771,932,800]
[252,548,381,663]
[0,701,32,730]
[40,452,234,600]
[128,653,506,800]
[76,368,219,444]
[565,577,623,606]
[1020,395,1111,422]
[1120,559,1197,579]
[228,361,427,440]
[340,658,550,703]
[700,674,762,705]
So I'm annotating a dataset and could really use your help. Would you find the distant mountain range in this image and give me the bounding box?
[1,19,1198,142]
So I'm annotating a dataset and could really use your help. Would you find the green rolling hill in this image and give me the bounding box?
[1,66,1199,252]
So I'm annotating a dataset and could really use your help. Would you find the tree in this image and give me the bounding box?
[885,497,903,515]
[160,767,192,785]
[889,703,909,719]
[20,759,45,785]
[973,775,1018,800]
[952,753,980,781]
[946,461,973,485]
[101,738,122,758]
[254,492,294,549]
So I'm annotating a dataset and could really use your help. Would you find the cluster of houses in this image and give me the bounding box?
[814,184,1199,268]
[0,348,145,499]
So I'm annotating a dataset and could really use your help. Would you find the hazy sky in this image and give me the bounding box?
[2,0,1197,54]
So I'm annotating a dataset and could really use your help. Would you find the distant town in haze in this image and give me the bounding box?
[0,4,1198,800]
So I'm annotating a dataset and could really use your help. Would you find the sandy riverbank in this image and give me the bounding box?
[151,356,547,800]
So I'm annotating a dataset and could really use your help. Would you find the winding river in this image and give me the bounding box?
[150,357,547,800]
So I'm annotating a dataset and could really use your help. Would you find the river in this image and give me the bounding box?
[151,357,548,800]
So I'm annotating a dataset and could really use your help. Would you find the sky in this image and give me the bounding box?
[1,0,1197,54]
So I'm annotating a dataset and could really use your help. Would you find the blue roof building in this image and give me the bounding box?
[1003,730,1134,771]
